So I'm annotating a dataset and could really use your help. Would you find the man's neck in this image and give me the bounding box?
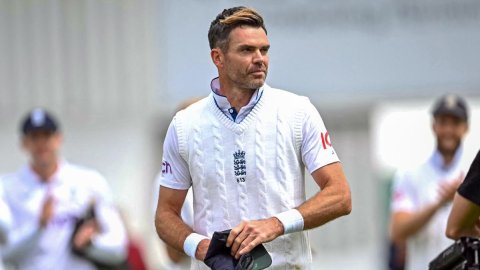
[217,79,255,112]
[31,162,58,183]
[226,89,255,112]
[442,154,454,167]
[438,148,458,167]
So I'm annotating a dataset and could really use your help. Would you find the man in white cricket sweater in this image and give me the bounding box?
[155,6,352,269]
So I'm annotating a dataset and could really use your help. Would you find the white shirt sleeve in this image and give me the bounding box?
[84,173,127,264]
[0,184,12,244]
[0,177,43,263]
[391,170,416,213]
[159,118,192,190]
[84,204,127,264]
[1,222,43,263]
[301,100,340,173]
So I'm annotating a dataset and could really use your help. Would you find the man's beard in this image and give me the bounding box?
[242,79,265,90]
[437,139,461,158]
[233,72,268,90]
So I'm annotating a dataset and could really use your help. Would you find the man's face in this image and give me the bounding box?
[432,114,468,156]
[22,130,62,168]
[219,26,270,90]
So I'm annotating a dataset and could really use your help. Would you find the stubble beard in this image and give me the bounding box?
[437,137,461,158]
[234,71,268,91]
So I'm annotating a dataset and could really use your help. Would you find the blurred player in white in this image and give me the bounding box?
[390,94,471,270]
[0,181,13,270]
[0,108,128,270]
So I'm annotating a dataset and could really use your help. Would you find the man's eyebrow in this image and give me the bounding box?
[236,44,270,50]
[237,44,255,49]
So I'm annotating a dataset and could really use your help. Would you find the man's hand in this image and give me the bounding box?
[227,217,284,259]
[195,238,211,261]
[438,173,464,205]
[73,219,100,250]
[39,195,55,228]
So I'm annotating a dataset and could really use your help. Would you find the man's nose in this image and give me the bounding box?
[252,50,264,64]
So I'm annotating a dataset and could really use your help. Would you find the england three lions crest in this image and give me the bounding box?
[233,150,246,183]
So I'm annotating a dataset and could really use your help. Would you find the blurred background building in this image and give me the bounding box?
[0,0,479,269]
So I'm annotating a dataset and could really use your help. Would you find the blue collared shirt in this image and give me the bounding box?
[431,146,464,172]
[210,77,263,124]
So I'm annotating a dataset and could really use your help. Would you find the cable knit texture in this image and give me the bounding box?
[176,85,312,269]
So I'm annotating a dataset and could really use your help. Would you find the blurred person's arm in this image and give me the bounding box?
[391,176,460,241]
[446,193,480,239]
[1,195,53,262]
[391,203,444,241]
[2,225,43,262]
[79,173,128,265]
[0,185,12,244]
[80,204,128,264]
[446,150,480,239]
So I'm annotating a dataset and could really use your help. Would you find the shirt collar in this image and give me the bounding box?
[431,145,463,171]
[210,77,264,123]
[21,159,67,185]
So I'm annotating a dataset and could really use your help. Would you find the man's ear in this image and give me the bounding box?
[211,48,224,68]
[55,133,64,147]
[431,118,437,133]
[463,122,469,134]
[21,136,28,151]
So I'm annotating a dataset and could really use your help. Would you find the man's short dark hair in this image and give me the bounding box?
[208,6,267,52]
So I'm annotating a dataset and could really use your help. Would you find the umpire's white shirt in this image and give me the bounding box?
[391,148,471,270]
[0,161,127,270]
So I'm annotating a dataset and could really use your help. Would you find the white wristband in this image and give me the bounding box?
[274,209,304,234]
[183,233,208,258]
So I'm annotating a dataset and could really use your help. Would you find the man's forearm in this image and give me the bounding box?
[155,208,195,253]
[2,225,43,263]
[297,183,351,230]
[296,162,351,231]
[391,202,441,241]
[446,194,480,239]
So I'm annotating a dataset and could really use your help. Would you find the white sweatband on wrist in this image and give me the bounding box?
[274,209,304,234]
[183,233,208,258]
